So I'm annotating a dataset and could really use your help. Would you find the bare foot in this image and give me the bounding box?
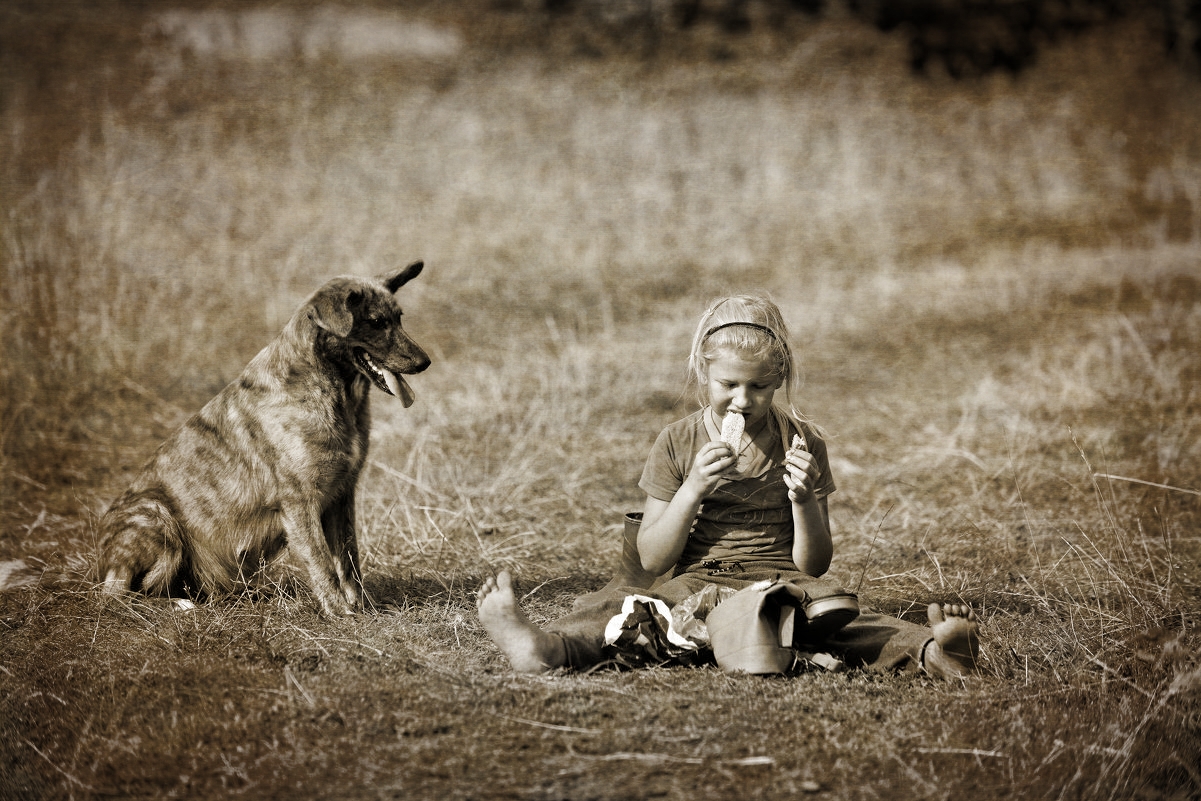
[923,603,981,680]
[476,570,566,674]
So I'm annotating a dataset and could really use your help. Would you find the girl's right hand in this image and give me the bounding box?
[684,441,737,495]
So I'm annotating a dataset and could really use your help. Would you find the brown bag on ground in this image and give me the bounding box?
[706,580,859,674]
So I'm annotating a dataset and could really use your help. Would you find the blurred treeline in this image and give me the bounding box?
[484,0,1198,75]
[2,0,1198,188]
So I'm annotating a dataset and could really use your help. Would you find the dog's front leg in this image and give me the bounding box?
[322,495,364,611]
[283,502,354,617]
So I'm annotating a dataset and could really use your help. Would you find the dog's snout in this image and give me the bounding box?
[409,350,431,374]
[397,336,430,374]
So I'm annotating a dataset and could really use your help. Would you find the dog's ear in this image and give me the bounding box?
[380,261,424,294]
[310,287,358,338]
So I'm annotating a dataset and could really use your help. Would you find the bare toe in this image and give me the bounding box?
[944,603,975,621]
[476,575,498,605]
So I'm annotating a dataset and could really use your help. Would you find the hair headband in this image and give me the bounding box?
[703,321,780,342]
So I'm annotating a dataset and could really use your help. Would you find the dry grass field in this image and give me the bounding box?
[2,2,1200,798]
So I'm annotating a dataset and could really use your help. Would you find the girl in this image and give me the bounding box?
[477,294,980,679]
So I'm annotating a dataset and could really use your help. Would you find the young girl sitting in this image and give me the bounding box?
[477,294,981,679]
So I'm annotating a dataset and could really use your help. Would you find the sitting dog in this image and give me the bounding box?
[97,262,430,615]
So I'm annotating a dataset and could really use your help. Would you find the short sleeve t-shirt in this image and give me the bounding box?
[638,408,836,572]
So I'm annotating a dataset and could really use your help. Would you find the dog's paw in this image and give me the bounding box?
[101,566,134,595]
[337,581,367,612]
[318,594,356,618]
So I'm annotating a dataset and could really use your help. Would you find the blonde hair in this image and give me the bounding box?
[686,294,811,425]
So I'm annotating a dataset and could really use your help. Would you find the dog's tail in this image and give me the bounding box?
[96,489,187,597]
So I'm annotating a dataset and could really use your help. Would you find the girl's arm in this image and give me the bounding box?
[791,495,833,576]
[784,449,834,576]
[637,440,735,575]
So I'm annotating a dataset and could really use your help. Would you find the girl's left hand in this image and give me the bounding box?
[783,447,820,504]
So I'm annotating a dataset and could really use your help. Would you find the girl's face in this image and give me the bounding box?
[705,349,783,426]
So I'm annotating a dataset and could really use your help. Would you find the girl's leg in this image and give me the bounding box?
[547,573,725,668]
[476,571,567,673]
[478,570,980,678]
[477,571,720,673]
[825,603,979,679]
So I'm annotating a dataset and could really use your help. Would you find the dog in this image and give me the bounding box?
[96,262,430,616]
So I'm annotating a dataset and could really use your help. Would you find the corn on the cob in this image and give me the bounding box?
[720,410,745,449]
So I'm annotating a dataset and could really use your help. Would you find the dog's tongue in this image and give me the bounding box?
[383,370,415,408]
